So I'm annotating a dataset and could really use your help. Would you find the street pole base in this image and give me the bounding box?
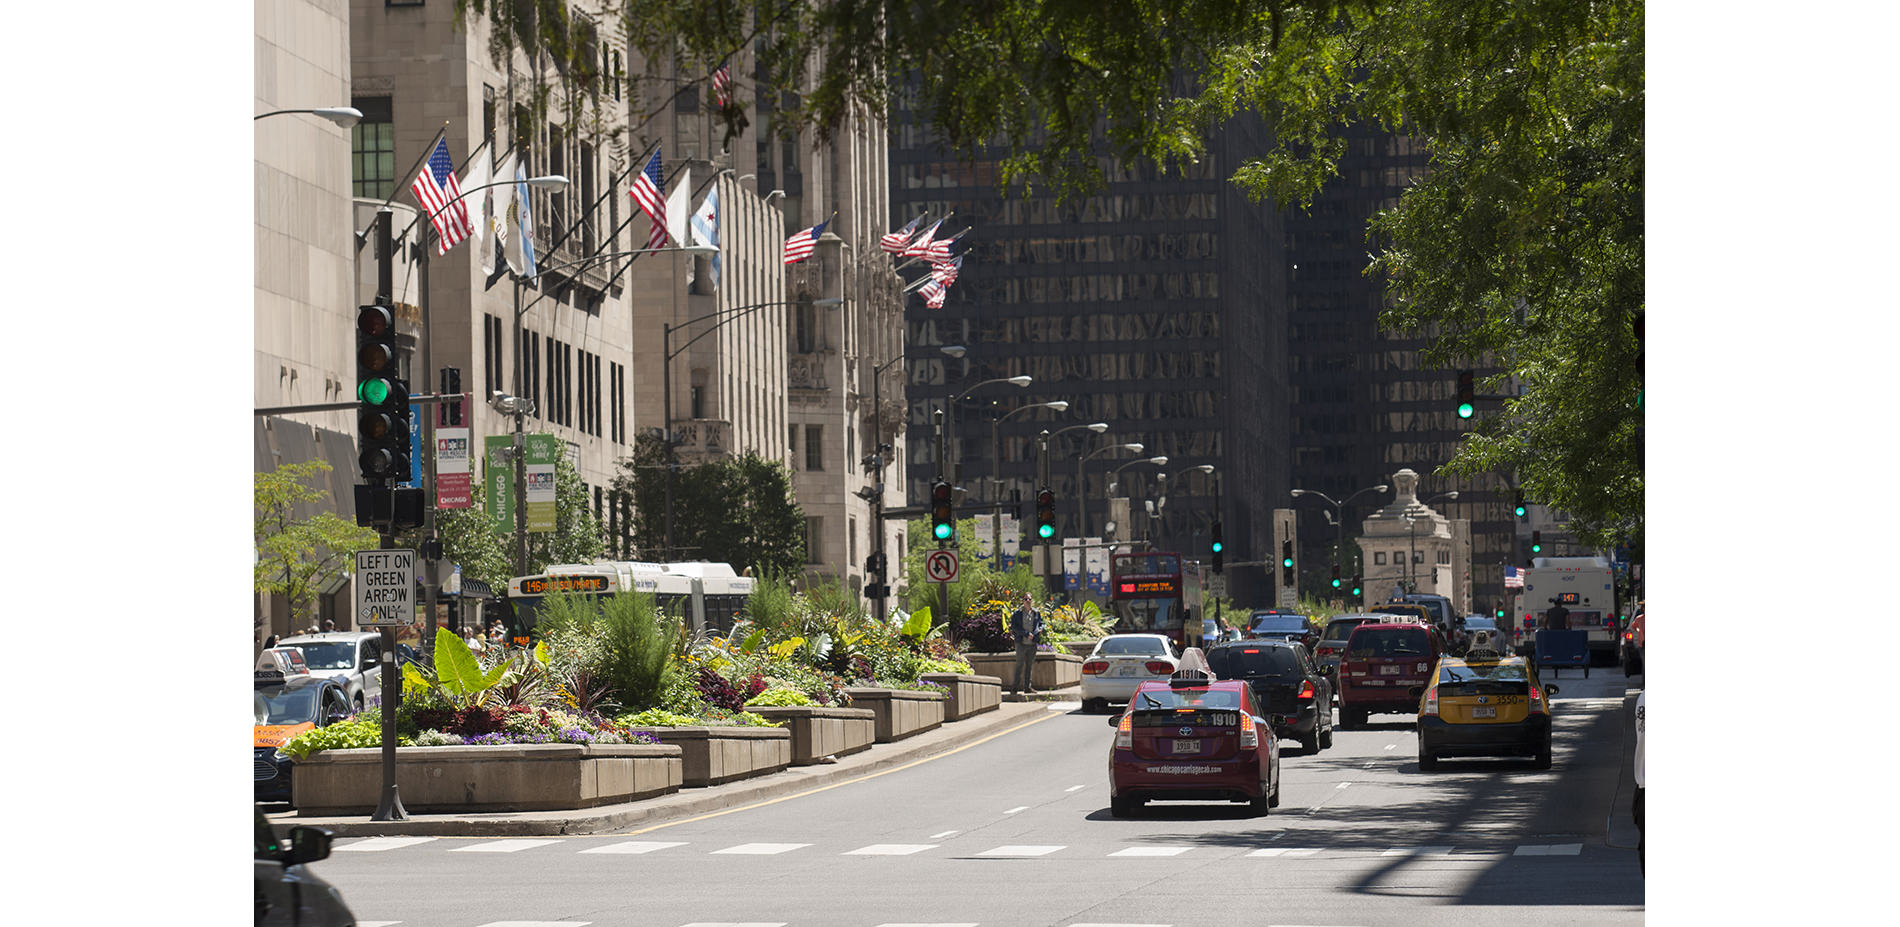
[371,786,408,821]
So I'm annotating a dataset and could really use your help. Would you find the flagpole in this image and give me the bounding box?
[541,139,658,262]
[356,124,449,251]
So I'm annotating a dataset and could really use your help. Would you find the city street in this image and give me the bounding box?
[315,674,1642,927]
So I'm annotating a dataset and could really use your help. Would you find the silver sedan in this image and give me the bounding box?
[1078,634,1180,713]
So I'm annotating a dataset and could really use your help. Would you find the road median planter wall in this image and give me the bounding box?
[963,651,1085,691]
[918,673,1002,721]
[843,687,947,743]
[745,706,876,765]
[623,726,792,788]
[1059,640,1099,657]
[291,743,683,815]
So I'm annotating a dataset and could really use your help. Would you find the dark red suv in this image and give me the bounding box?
[1338,622,1441,727]
[1108,674,1282,816]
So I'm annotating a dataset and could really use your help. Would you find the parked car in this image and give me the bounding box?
[1108,672,1281,816]
[1314,614,1386,675]
[275,631,386,710]
[1205,640,1334,754]
[1383,596,1466,651]
[1079,634,1181,714]
[255,671,355,805]
[1621,609,1645,676]
[256,807,356,926]
[1337,622,1442,728]
[1633,690,1645,871]
[1246,612,1320,652]
[1415,650,1558,769]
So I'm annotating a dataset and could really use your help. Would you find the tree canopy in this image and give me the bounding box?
[255,460,379,629]
[612,434,806,577]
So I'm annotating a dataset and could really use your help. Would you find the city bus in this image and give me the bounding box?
[503,561,755,643]
[1108,551,1204,649]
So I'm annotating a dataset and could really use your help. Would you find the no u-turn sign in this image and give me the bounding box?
[355,549,416,628]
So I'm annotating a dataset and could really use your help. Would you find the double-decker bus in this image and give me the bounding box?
[1108,551,1204,648]
[503,561,754,643]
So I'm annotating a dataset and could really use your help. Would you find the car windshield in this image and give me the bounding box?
[1098,637,1168,657]
[1249,616,1306,632]
[288,642,356,671]
[1347,628,1430,658]
[1133,687,1242,709]
[1208,646,1302,678]
[1322,619,1372,641]
[1465,618,1497,633]
[255,686,318,725]
[1440,661,1529,684]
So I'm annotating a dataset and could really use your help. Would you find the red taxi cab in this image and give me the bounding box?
[1107,670,1281,817]
[1338,621,1440,728]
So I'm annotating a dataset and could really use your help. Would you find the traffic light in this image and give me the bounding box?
[1531,530,1543,554]
[1514,490,1527,519]
[1210,520,1224,574]
[356,305,410,482]
[930,480,954,541]
[1496,607,1506,619]
[1456,370,1475,419]
[1280,539,1295,585]
[1330,565,1341,590]
[864,551,886,581]
[1351,573,1363,604]
[438,366,463,426]
[1035,488,1056,540]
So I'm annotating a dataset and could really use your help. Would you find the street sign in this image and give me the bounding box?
[925,549,960,583]
[1278,587,1298,609]
[1207,575,1228,598]
[355,549,416,628]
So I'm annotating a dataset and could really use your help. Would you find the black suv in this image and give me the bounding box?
[1206,640,1335,754]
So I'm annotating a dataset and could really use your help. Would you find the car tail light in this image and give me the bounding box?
[1082,661,1109,675]
[1298,680,1315,700]
[1422,685,1439,717]
[1317,645,1339,657]
[1115,713,1132,748]
[1529,684,1546,714]
[1144,661,1172,675]
[1623,631,1632,642]
[1239,712,1259,749]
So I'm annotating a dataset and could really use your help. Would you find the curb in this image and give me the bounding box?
[272,700,1062,838]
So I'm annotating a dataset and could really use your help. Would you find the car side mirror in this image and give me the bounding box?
[1544,684,1560,697]
[284,826,334,865]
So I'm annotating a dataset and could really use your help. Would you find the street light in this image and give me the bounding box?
[1074,441,1140,538]
[1290,483,1390,595]
[254,106,363,127]
[1107,456,1168,542]
[985,400,1070,557]
[945,375,1031,489]
[864,344,965,616]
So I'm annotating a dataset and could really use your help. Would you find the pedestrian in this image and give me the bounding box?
[263,634,279,651]
[1010,593,1044,696]
[320,618,336,633]
[1544,597,1571,631]
[463,624,484,655]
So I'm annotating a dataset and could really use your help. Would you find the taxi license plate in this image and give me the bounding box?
[1472,706,1496,719]
[1172,739,1200,753]
[1116,665,1136,676]
[1379,665,1401,675]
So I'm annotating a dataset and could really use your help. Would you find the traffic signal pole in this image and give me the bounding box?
[369,208,406,823]
[935,409,948,627]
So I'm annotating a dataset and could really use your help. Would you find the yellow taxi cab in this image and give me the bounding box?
[1414,644,1558,770]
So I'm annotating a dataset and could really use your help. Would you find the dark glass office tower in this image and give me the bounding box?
[891,110,1291,604]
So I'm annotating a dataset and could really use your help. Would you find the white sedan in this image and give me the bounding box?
[1079,634,1181,713]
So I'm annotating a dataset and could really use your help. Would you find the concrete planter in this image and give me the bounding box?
[745,705,876,765]
[623,726,792,788]
[963,651,1085,691]
[1059,640,1100,657]
[918,673,1003,721]
[842,687,947,743]
[291,743,683,815]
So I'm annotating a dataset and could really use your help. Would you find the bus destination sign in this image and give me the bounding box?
[519,575,612,595]
[1118,579,1179,595]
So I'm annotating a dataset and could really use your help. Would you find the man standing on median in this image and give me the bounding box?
[1010,593,1045,696]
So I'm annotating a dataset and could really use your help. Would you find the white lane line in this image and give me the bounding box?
[929,830,960,839]
[1047,701,1082,711]
[478,923,593,927]
[875,923,979,926]
[1248,847,1321,858]
[678,923,786,927]
[1069,923,1171,926]
[578,841,687,855]
[845,844,939,856]
[1384,744,1397,751]
[452,839,561,853]
[1110,846,1191,857]
[334,837,436,852]
[1004,806,1029,814]
[1066,784,1087,792]
[1336,781,1353,789]
[1382,846,1454,857]
[975,844,1065,857]
[356,922,402,927]
[1514,843,1584,856]
[711,843,811,855]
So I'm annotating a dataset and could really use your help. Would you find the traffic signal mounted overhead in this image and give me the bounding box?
[1514,491,1527,519]
[1210,520,1224,574]
[1330,565,1341,590]
[1456,370,1476,419]
[1280,539,1295,585]
[356,305,410,482]
[1035,488,1057,540]
[930,480,954,541]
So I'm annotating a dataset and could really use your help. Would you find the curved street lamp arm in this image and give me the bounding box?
[668,299,823,361]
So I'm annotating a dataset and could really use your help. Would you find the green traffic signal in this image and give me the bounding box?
[934,523,953,540]
[1330,578,1341,588]
[1038,524,1054,539]
[1457,402,1475,419]
[358,378,390,404]
[1281,556,1294,568]
[1211,541,1223,552]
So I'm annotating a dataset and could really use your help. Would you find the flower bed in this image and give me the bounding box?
[917,673,1003,720]
[744,705,876,765]
[963,651,1084,691]
[842,686,947,743]
[290,743,683,815]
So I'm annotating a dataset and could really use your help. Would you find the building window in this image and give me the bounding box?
[1374,552,1386,566]
[1413,551,1424,564]
[805,425,823,471]
[794,300,817,353]
[350,97,395,199]
[805,517,823,563]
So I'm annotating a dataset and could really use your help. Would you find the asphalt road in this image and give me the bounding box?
[315,671,1642,927]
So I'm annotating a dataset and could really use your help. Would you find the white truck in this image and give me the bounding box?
[1519,556,1621,662]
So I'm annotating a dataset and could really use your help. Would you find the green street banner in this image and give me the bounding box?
[484,434,561,534]
[485,435,513,534]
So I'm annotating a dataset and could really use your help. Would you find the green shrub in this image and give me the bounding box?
[597,591,681,711]
[616,707,704,728]
[745,687,815,708]
[277,715,410,761]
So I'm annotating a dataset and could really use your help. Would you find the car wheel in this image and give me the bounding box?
[1319,719,1334,750]
[1418,746,1438,771]
[1249,792,1272,816]
[1110,795,1140,817]
[1268,766,1281,807]
[1535,739,1553,769]
[353,694,364,712]
[1299,732,1320,756]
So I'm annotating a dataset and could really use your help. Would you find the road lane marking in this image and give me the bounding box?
[1004,806,1028,814]
[477,922,592,926]
[1068,923,1171,926]
[1382,846,1454,856]
[874,923,979,926]
[1336,782,1353,789]
[1066,784,1087,792]
[845,844,939,856]
[711,843,810,855]
[335,837,436,852]
[578,841,686,855]
[613,710,1062,837]
[1248,847,1321,857]
[1514,843,1584,855]
[1110,846,1191,857]
[453,839,560,853]
[929,830,959,839]
[1384,744,1397,751]
[678,923,786,927]
[1047,701,1082,711]
[356,922,402,927]
[976,845,1064,857]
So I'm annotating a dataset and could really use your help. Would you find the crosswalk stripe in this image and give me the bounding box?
[1068,923,1171,926]
[579,841,687,855]
[355,922,401,926]
[1382,846,1453,856]
[976,845,1064,857]
[476,922,591,926]
[874,923,979,926]
[1109,846,1191,857]
[335,837,437,852]
[454,839,562,853]
[1514,843,1584,856]
[845,844,939,856]
[711,843,811,855]
[678,923,786,927]
[1247,847,1321,857]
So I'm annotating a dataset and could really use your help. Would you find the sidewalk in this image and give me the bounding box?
[269,697,1069,838]
[1603,680,1643,850]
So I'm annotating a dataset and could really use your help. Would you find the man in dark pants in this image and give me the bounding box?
[1010,594,1044,695]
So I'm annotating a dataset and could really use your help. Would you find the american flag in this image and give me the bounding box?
[902,218,944,257]
[782,218,829,265]
[1504,565,1523,589]
[712,64,732,108]
[929,254,962,285]
[628,149,668,249]
[917,278,946,305]
[925,285,948,309]
[880,215,924,254]
[410,138,473,255]
[923,227,966,261]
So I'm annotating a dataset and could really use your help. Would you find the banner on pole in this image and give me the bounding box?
[1062,538,1083,591]
[526,434,560,532]
[435,427,472,509]
[485,434,513,533]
